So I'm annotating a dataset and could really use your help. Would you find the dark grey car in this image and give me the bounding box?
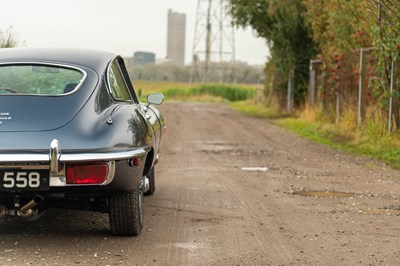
[0,48,165,236]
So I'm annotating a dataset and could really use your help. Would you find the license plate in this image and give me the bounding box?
[0,169,49,191]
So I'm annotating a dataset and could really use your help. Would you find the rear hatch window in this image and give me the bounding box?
[0,63,91,132]
[0,64,85,95]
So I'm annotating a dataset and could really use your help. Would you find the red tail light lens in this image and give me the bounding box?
[66,163,108,185]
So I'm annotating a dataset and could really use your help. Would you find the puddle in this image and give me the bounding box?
[173,242,202,252]
[292,191,356,198]
[197,141,273,156]
[191,217,224,224]
[363,209,400,215]
[241,167,268,172]
[198,142,242,155]
[363,206,400,216]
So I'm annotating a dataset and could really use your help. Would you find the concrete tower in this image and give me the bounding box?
[167,9,186,66]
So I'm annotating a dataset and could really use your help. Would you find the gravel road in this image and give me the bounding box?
[0,102,400,265]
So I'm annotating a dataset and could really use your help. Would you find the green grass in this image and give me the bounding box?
[229,100,282,118]
[276,117,400,169]
[161,84,256,102]
[275,118,338,146]
[136,81,257,103]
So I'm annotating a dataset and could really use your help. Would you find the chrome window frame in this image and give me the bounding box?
[105,57,133,102]
[0,62,87,96]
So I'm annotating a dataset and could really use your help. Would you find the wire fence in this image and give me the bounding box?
[303,46,400,132]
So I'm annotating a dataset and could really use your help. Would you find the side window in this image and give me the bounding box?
[108,60,132,101]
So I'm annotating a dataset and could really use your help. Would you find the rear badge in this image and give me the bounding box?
[0,112,12,125]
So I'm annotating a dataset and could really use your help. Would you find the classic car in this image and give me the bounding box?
[0,48,165,236]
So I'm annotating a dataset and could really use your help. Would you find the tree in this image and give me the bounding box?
[229,0,317,108]
[363,0,400,127]
[364,0,400,83]
[303,0,373,56]
[127,61,263,84]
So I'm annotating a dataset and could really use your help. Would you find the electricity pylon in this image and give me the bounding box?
[191,0,235,83]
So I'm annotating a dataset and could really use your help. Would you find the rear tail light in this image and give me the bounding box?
[128,157,141,167]
[66,162,108,185]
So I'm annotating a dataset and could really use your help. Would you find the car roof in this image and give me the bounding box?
[0,47,118,72]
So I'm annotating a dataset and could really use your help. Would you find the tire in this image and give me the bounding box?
[109,187,144,236]
[144,166,156,196]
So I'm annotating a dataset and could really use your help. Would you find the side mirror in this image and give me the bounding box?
[147,93,164,105]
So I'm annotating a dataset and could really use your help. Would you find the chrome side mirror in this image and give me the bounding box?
[147,93,164,105]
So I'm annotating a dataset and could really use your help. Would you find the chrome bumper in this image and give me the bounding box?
[0,139,150,187]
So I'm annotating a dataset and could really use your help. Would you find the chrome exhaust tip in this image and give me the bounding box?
[19,196,43,219]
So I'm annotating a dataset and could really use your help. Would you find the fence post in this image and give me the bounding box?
[357,48,364,128]
[388,56,395,133]
[308,60,323,109]
[336,91,340,125]
[309,60,315,107]
[287,69,294,112]
[287,71,291,112]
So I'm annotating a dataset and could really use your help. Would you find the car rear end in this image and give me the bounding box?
[0,56,150,235]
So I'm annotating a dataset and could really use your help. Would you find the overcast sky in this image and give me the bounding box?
[0,0,269,65]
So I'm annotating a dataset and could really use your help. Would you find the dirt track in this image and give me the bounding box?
[1,102,400,265]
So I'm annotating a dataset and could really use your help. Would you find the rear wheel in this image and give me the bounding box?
[109,187,144,236]
[144,166,156,196]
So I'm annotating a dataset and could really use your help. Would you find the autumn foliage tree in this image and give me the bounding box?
[364,1,400,84]
[365,1,400,126]
[230,0,400,110]
[229,0,317,108]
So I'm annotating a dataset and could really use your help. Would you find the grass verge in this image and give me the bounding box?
[276,117,400,169]
[229,100,282,119]
[231,100,400,170]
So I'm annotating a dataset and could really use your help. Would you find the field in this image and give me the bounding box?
[132,80,261,103]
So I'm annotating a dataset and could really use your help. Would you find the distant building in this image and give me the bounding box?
[133,51,156,66]
[167,9,186,66]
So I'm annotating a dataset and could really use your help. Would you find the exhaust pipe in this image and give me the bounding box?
[19,196,43,219]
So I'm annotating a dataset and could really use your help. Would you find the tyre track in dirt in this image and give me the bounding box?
[156,103,317,264]
[154,102,400,265]
[181,104,299,264]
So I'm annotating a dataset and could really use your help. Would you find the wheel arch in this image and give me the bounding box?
[143,148,154,177]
